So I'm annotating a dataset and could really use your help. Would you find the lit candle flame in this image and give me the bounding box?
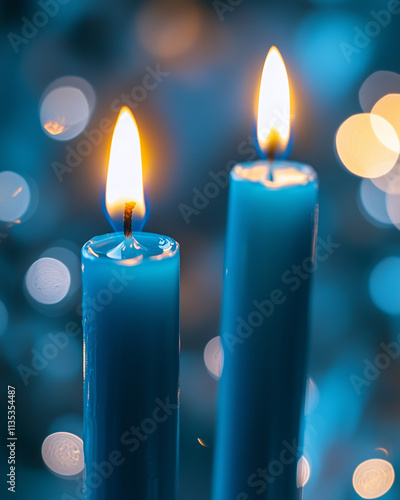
[106,107,146,228]
[257,46,291,158]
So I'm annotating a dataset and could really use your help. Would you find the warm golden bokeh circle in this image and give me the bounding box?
[136,0,202,59]
[372,94,400,151]
[336,114,399,178]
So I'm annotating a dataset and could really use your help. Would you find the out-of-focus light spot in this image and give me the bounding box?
[305,377,319,415]
[376,448,389,457]
[385,189,400,229]
[41,432,84,477]
[359,179,392,226]
[372,94,400,151]
[137,0,202,59]
[297,456,311,488]
[25,258,71,305]
[203,336,223,380]
[41,246,80,296]
[0,300,8,336]
[0,171,30,222]
[40,86,90,141]
[370,160,400,194]
[197,438,209,447]
[44,120,66,135]
[369,257,400,315]
[336,114,399,178]
[352,459,394,499]
[44,76,96,114]
[359,71,400,112]
[294,11,372,99]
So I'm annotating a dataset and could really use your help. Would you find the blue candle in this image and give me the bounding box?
[82,108,179,500]
[212,48,318,500]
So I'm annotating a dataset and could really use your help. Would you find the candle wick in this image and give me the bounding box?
[123,201,136,239]
[267,145,276,182]
[266,129,279,182]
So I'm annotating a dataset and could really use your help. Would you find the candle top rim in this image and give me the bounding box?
[82,232,179,265]
[232,160,317,189]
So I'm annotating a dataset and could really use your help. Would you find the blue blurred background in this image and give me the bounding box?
[1,0,400,498]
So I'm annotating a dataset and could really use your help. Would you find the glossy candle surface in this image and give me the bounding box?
[82,232,179,500]
[212,161,318,500]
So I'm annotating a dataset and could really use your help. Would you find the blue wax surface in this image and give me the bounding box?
[82,232,179,500]
[212,161,318,500]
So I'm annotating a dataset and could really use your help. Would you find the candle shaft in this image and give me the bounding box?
[212,161,318,500]
[82,232,179,500]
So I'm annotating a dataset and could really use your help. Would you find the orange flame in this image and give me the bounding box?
[106,107,146,225]
[257,46,291,157]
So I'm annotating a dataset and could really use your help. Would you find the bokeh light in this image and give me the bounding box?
[43,76,96,114]
[370,160,400,194]
[359,179,391,226]
[352,459,395,499]
[297,456,311,488]
[40,86,90,141]
[336,114,399,178]
[41,432,84,477]
[0,300,8,336]
[359,71,400,112]
[0,171,31,222]
[197,438,209,447]
[375,448,389,457]
[369,257,400,315]
[136,0,202,59]
[372,94,400,151]
[203,336,223,380]
[25,258,71,305]
[386,188,400,229]
[41,246,80,296]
